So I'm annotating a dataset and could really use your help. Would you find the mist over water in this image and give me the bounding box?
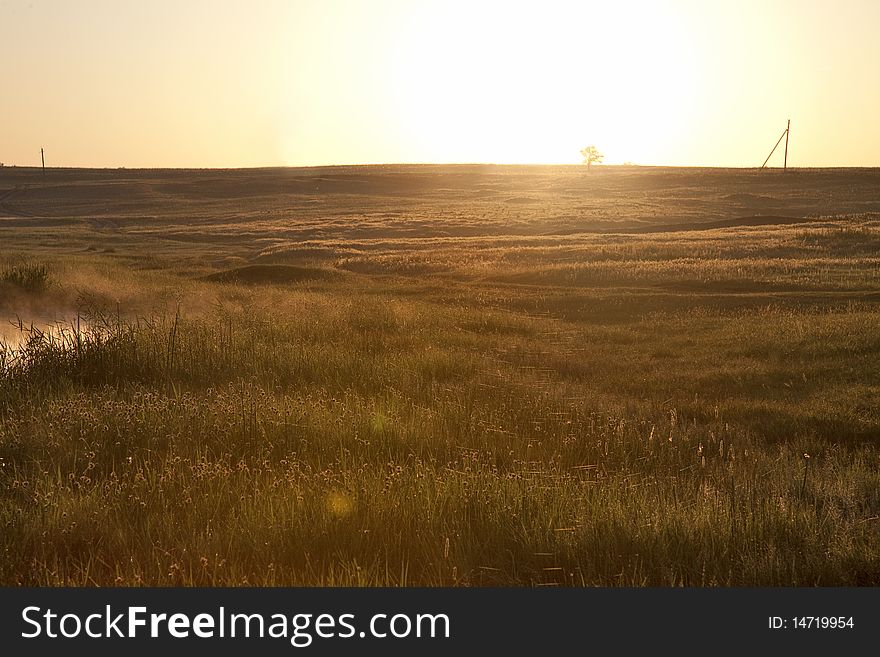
[0,315,96,355]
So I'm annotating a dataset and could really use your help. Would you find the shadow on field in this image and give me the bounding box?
[203,264,341,285]
[625,214,810,233]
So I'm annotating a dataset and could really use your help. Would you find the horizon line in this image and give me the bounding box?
[3,163,880,172]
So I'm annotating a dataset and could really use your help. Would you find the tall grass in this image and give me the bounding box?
[1,262,53,293]
[2,266,879,585]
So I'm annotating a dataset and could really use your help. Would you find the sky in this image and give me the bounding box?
[1,0,878,168]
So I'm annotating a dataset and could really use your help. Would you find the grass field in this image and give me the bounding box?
[1,165,879,585]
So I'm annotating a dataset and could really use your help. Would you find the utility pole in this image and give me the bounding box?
[41,147,45,174]
[760,120,792,169]
[783,119,790,170]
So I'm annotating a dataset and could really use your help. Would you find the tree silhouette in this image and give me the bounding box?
[580,145,604,171]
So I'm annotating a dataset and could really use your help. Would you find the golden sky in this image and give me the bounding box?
[2,0,878,168]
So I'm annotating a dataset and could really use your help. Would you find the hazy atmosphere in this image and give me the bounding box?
[2,0,879,168]
[2,1,879,589]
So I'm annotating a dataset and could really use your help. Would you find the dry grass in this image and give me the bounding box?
[1,166,879,585]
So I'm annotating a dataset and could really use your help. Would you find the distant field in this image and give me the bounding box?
[1,165,879,585]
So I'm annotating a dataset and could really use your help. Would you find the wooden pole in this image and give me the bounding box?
[41,147,45,174]
[783,119,790,170]
[761,128,788,168]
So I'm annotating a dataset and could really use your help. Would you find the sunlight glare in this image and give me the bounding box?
[386,1,701,164]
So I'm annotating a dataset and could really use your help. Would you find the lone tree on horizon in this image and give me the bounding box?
[580,145,604,171]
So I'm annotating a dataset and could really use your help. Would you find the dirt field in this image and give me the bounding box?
[1,165,879,585]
